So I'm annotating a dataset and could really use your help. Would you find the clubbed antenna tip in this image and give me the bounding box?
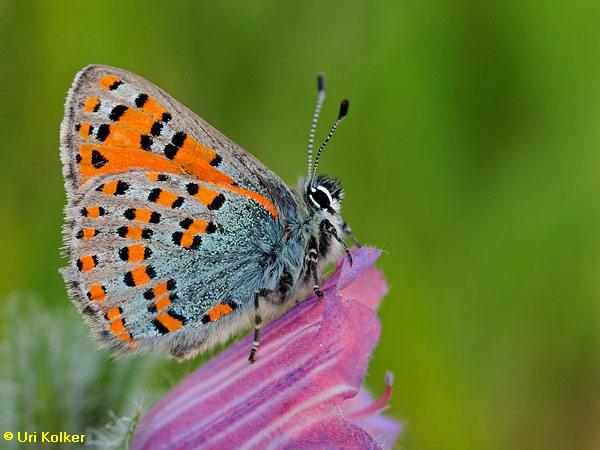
[317,74,326,93]
[338,99,349,119]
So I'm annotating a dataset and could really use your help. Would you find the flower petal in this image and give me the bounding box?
[321,247,383,295]
[343,383,402,450]
[341,267,388,310]
[132,247,397,450]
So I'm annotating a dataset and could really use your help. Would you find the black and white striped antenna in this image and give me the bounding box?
[306,74,326,178]
[310,99,349,183]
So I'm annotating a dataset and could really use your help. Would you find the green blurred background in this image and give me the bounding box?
[1,1,600,449]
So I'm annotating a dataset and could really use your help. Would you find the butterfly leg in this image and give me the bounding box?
[306,238,324,298]
[249,288,276,363]
[342,221,362,247]
[321,219,353,266]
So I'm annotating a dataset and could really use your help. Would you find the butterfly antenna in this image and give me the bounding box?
[311,99,349,182]
[307,74,326,178]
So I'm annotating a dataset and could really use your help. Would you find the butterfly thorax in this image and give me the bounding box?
[284,175,346,295]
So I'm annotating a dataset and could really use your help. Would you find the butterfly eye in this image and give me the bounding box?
[309,185,333,210]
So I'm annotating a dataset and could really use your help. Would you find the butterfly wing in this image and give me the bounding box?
[61,65,294,214]
[61,65,298,357]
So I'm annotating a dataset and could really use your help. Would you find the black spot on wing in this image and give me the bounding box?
[172,197,185,208]
[124,208,136,220]
[91,150,108,168]
[189,235,202,249]
[150,121,163,136]
[119,247,129,261]
[171,231,182,246]
[186,183,199,195]
[115,181,129,195]
[153,318,169,335]
[109,105,128,121]
[135,93,148,108]
[164,144,178,160]
[96,124,110,141]
[148,188,161,202]
[179,218,193,229]
[172,132,187,147]
[140,135,153,150]
[206,222,217,233]
[207,193,226,210]
[123,271,135,287]
[108,80,122,90]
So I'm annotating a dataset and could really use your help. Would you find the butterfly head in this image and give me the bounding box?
[305,175,344,215]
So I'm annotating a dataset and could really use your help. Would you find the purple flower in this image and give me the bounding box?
[132,247,401,450]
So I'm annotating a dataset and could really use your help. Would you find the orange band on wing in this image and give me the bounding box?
[140,96,166,120]
[112,108,155,133]
[186,219,209,234]
[79,122,92,140]
[81,145,278,217]
[78,255,97,272]
[79,144,183,182]
[178,136,218,164]
[84,97,101,113]
[87,284,106,301]
[155,312,184,333]
[80,228,98,239]
[130,266,151,286]
[224,184,279,219]
[154,295,172,312]
[192,185,220,206]
[110,319,126,335]
[207,303,234,322]
[185,160,235,185]
[128,209,156,223]
[151,280,170,297]
[105,306,134,342]
[82,206,104,218]
[126,244,148,263]
[153,190,180,208]
[120,226,145,240]
[180,232,198,249]
[100,75,121,90]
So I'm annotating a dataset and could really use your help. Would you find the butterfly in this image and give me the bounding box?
[60,65,360,362]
